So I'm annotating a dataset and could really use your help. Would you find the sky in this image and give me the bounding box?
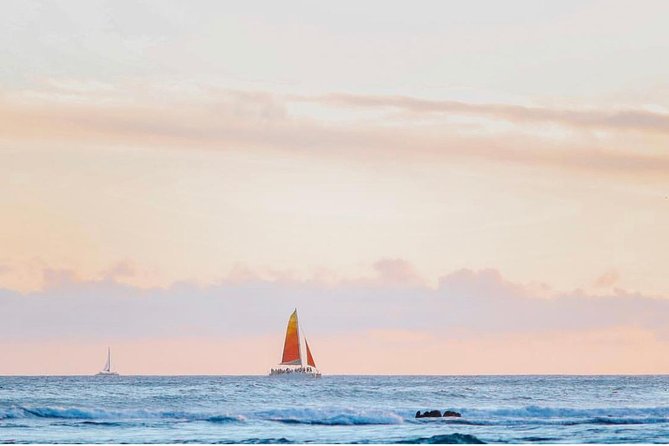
[1,0,669,375]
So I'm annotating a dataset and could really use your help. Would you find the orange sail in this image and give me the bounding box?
[305,338,316,368]
[280,309,302,365]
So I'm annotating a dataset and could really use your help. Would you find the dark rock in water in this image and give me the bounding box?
[394,433,485,444]
[442,410,462,418]
[415,410,442,418]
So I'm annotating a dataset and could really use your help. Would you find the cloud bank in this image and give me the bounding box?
[1,261,667,374]
[2,84,669,180]
[3,262,668,340]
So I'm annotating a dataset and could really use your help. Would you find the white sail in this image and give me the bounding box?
[103,347,111,372]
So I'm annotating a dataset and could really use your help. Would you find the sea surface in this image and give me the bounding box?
[1,375,668,444]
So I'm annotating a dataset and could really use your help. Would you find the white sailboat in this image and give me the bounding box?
[269,309,321,377]
[96,347,119,376]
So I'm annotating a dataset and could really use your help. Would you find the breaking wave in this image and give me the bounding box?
[0,405,402,426]
[253,407,405,425]
[2,404,668,429]
[0,405,243,424]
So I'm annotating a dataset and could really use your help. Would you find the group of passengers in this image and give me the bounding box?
[270,366,315,375]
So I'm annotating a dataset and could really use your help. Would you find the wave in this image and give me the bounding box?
[216,439,292,444]
[393,434,485,444]
[253,407,405,425]
[562,416,669,426]
[0,405,244,424]
[3,404,668,428]
[456,405,669,425]
[460,405,669,419]
[0,405,401,426]
[405,405,669,428]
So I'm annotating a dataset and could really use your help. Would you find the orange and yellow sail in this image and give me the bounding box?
[279,309,318,369]
[280,310,302,365]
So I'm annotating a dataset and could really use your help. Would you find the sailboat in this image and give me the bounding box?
[96,347,119,376]
[269,309,321,377]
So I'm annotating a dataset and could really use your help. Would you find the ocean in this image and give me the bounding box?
[1,375,668,444]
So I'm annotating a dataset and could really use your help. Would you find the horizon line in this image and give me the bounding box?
[2,373,668,377]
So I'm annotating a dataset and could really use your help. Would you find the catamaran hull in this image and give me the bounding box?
[268,371,321,378]
[269,365,321,378]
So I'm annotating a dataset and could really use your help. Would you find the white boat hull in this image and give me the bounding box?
[269,368,321,378]
[269,372,321,378]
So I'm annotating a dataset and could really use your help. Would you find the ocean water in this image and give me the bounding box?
[1,375,668,444]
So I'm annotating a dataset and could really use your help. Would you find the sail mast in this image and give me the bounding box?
[298,313,302,367]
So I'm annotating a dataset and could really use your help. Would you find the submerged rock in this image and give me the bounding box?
[415,410,442,418]
[442,410,462,418]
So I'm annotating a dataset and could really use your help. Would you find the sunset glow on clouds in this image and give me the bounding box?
[1,0,669,374]
[1,263,669,375]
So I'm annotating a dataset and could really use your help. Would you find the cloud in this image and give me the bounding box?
[303,93,669,135]
[41,268,80,289]
[2,84,669,180]
[101,260,136,281]
[435,269,668,338]
[1,263,668,342]
[372,258,423,285]
[593,269,620,288]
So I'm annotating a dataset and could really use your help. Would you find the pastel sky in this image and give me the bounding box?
[1,0,669,375]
